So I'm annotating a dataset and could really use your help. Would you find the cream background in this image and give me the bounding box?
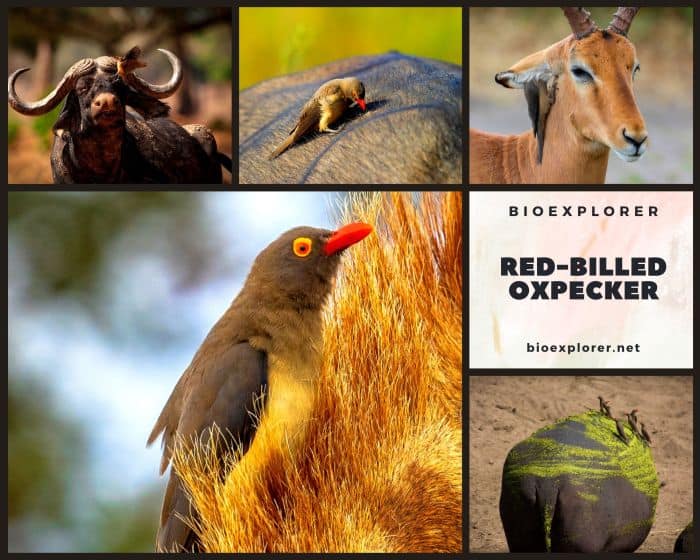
[469,192,693,368]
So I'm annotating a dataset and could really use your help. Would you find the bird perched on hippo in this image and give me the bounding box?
[500,399,659,552]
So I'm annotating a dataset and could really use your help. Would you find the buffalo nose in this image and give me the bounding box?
[622,127,648,152]
[92,92,119,112]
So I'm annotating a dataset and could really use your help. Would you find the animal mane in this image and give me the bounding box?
[170,192,463,552]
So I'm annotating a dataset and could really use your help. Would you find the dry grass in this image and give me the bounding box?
[171,192,463,552]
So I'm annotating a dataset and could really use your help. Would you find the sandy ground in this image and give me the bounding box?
[469,375,693,552]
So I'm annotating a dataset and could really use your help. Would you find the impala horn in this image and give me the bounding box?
[561,7,598,40]
[608,7,640,37]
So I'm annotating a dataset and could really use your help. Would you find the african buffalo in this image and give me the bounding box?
[8,47,231,184]
[500,410,659,552]
[239,52,462,184]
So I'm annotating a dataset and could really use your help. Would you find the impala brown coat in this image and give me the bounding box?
[469,7,647,185]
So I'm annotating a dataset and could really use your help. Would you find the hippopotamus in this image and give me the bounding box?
[674,520,693,552]
[500,409,659,552]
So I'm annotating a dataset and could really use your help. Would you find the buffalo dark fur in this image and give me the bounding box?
[239,53,462,184]
[8,49,230,184]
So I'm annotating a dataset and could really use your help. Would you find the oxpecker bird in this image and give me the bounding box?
[640,422,652,445]
[615,418,629,445]
[116,46,147,80]
[626,411,643,440]
[598,396,612,418]
[630,408,639,423]
[148,222,373,552]
[270,77,367,159]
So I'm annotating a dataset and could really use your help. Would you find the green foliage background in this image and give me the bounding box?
[239,7,462,90]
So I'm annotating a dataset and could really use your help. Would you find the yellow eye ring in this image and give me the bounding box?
[293,237,312,257]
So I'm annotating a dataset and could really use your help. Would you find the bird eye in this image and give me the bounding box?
[571,66,593,82]
[293,237,312,257]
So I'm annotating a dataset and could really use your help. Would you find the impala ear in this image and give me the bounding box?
[495,46,551,89]
[494,45,558,164]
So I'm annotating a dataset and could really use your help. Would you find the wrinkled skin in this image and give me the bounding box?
[500,411,658,552]
[49,73,223,184]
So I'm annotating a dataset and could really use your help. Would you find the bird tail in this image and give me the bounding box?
[269,135,295,160]
[157,472,200,552]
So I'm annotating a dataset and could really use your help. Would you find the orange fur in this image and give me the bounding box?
[171,192,462,552]
[470,28,647,184]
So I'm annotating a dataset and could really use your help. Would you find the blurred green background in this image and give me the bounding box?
[8,192,342,552]
[239,7,462,90]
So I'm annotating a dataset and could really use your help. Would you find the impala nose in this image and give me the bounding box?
[622,127,648,156]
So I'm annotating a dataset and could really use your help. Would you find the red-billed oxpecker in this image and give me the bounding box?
[148,222,373,552]
[270,77,366,159]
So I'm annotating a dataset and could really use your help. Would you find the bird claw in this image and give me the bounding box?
[323,125,344,134]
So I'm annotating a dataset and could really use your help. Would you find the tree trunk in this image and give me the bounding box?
[31,39,53,98]
[174,35,196,115]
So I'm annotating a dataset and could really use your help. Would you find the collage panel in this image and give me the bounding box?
[7,7,233,185]
[469,191,693,369]
[468,7,693,185]
[8,191,463,552]
[237,6,463,185]
[469,375,693,552]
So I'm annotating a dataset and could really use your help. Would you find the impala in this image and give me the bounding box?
[469,7,647,184]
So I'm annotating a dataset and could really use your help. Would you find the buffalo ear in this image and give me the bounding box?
[124,89,171,119]
[523,75,557,164]
[53,91,81,135]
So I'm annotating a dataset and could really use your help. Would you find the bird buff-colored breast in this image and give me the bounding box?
[318,91,346,132]
[235,348,320,473]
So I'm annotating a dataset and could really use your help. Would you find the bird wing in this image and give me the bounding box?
[289,98,323,140]
[155,342,267,552]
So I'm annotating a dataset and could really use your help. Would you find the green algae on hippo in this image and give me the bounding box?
[500,409,659,552]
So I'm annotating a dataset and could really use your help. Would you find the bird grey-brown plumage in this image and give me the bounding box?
[269,77,366,159]
[615,418,629,445]
[117,46,147,80]
[598,396,612,418]
[630,408,639,423]
[626,411,644,440]
[147,222,373,552]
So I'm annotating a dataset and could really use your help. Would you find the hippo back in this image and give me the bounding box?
[500,410,659,552]
[239,53,462,184]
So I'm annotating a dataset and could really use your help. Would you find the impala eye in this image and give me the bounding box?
[571,66,593,82]
[292,237,312,257]
[633,64,640,78]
